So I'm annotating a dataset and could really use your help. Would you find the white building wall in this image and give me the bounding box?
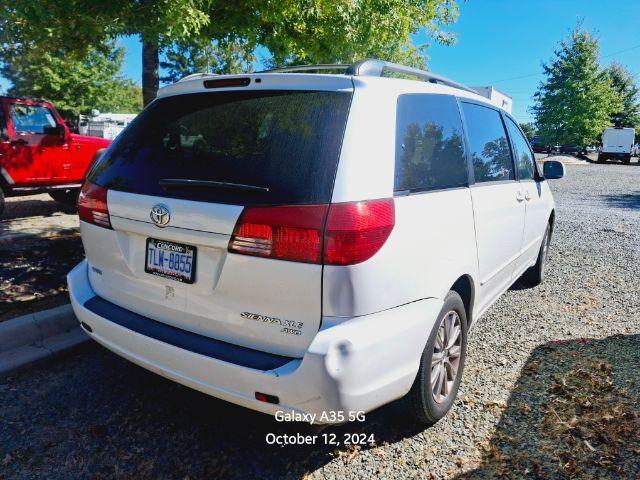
[470,86,513,114]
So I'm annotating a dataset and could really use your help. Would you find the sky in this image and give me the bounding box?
[3,0,640,124]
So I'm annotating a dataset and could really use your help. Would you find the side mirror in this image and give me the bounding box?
[543,160,565,179]
[43,124,65,137]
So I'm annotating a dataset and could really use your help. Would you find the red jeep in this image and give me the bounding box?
[0,96,111,216]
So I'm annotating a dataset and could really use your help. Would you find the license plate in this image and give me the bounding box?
[145,238,197,284]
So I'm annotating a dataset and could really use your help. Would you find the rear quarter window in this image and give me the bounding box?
[394,94,468,193]
[88,90,352,205]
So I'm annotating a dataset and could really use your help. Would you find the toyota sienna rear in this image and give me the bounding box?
[68,60,561,425]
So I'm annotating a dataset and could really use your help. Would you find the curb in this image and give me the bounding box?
[0,303,89,378]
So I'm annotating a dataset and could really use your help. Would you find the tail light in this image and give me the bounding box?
[324,199,395,265]
[229,204,328,263]
[77,181,112,229]
[228,198,394,265]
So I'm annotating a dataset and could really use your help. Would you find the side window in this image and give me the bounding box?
[505,116,536,180]
[395,94,468,192]
[9,104,57,134]
[461,103,514,183]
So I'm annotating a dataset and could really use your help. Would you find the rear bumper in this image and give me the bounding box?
[599,152,630,160]
[68,260,443,422]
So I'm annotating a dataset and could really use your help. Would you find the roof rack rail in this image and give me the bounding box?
[177,72,219,83]
[258,59,478,94]
[259,64,352,74]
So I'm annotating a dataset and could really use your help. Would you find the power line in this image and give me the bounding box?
[488,43,640,84]
[601,43,640,59]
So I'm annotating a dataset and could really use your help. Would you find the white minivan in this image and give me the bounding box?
[68,60,565,425]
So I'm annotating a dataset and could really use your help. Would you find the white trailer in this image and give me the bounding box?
[470,86,513,113]
[78,111,137,140]
[599,127,635,164]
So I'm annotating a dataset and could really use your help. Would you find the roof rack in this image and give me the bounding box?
[258,59,478,95]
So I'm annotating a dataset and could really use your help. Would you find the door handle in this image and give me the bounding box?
[524,191,532,201]
[516,191,525,202]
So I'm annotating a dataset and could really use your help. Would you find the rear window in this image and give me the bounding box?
[88,90,352,205]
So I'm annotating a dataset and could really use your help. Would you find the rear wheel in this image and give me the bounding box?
[623,155,631,164]
[0,188,5,218]
[401,290,468,426]
[521,223,551,287]
[49,189,79,206]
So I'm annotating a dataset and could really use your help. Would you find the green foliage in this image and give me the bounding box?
[605,62,640,130]
[2,1,460,100]
[519,122,537,140]
[532,26,621,147]
[1,41,142,120]
[160,38,255,84]
[0,0,210,54]
[252,0,459,69]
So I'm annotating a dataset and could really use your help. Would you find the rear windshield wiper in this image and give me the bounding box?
[159,178,269,193]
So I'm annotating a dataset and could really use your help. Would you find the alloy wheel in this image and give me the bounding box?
[431,310,463,403]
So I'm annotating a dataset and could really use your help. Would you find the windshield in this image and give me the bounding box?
[88,90,352,205]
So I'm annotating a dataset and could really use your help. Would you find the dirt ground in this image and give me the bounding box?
[0,194,83,321]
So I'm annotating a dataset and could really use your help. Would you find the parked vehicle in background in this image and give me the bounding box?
[68,59,564,427]
[0,96,111,216]
[559,145,586,155]
[529,136,549,153]
[598,127,635,164]
[79,111,137,140]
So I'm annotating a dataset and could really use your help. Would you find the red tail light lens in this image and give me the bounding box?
[229,204,329,263]
[229,198,394,265]
[77,181,112,229]
[324,198,395,265]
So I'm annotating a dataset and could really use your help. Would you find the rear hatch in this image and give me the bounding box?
[603,128,635,153]
[81,81,353,357]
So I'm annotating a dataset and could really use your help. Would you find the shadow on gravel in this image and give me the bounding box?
[458,334,640,479]
[602,191,640,210]
[2,335,639,478]
[0,343,424,479]
[0,232,84,320]
[1,198,75,222]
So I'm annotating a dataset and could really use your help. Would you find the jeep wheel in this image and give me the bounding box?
[401,290,468,426]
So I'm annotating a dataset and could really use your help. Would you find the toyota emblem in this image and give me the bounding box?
[150,204,171,227]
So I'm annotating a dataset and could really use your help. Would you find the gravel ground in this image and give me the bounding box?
[0,194,82,321]
[1,163,639,479]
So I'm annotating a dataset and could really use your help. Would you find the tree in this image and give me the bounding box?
[160,38,255,84]
[605,62,640,130]
[1,1,460,105]
[519,122,537,140]
[1,40,142,121]
[532,26,621,147]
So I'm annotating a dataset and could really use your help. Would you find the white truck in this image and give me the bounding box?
[598,127,635,164]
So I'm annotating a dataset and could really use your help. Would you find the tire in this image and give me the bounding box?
[401,290,468,426]
[0,188,4,218]
[597,154,606,163]
[49,189,79,206]
[623,155,631,164]
[521,223,551,287]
